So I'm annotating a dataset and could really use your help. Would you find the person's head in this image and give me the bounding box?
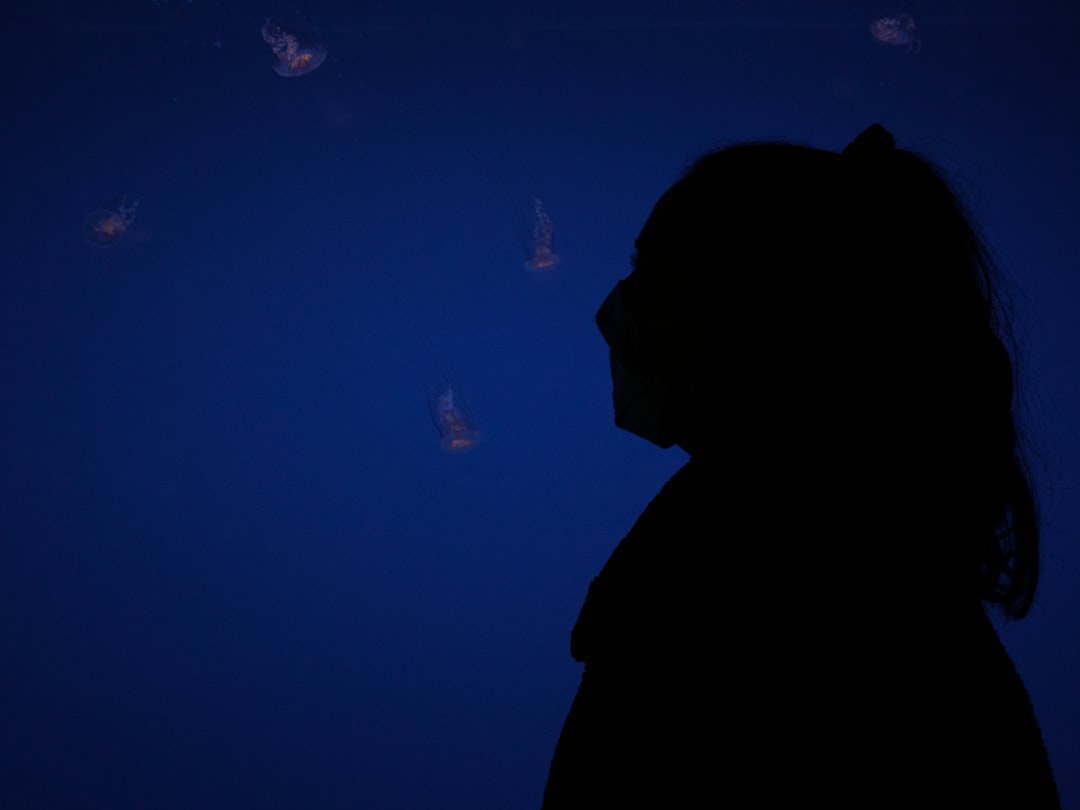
[596,124,1040,617]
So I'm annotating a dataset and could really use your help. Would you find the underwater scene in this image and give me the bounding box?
[2,1,1078,807]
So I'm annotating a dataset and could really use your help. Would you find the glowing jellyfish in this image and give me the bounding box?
[261,18,326,77]
[429,382,480,453]
[870,13,919,52]
[82,197,139,248]
[523,197,560,271]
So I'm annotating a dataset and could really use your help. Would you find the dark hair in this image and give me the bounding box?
[630,125,1040,618]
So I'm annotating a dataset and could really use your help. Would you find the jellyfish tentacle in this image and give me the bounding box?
[525,198,560,271]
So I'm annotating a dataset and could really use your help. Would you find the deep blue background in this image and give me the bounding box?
[2,1,1077,808]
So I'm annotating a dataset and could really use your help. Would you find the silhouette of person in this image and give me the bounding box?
[541,125,1061,808]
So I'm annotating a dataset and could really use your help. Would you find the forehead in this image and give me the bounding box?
[635,180,696,253]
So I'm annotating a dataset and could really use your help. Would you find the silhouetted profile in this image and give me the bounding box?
[542,125,1060,807]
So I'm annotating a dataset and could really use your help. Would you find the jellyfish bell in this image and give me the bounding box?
[82,197,138,248]
[261,18,326,77]
[870,13,919,51]
[441,426,480,453]
[83,210,125,247]
[271,34,326,77]
[525,244,560,272]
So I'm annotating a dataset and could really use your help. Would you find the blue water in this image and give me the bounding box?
[2,1,1078,807]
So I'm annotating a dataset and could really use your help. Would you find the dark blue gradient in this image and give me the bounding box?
[2,2,1077,808]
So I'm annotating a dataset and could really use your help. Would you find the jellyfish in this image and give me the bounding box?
[428,381,480,453]
[82,197,139,248]
[261,17,326,77]
[523,197,560,271]
[475,152,562,273]
[870,13,919,52]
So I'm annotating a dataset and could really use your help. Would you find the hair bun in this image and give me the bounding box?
[842,123,896,163]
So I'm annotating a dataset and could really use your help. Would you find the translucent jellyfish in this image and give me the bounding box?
[428,381,480,453]
[261,18,326,77]
[82,197,139,248]
[870,13,919,52]
[523,197,560,271]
